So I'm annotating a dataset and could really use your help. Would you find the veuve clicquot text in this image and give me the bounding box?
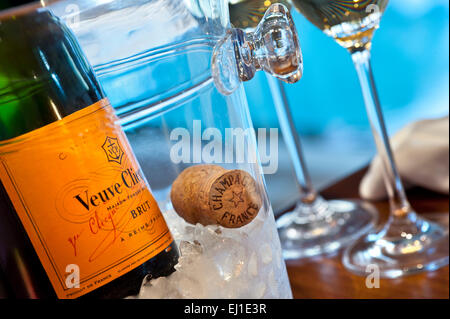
[0,7,178,299]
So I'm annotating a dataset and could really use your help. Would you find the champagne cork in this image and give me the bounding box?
[170,164,262,228]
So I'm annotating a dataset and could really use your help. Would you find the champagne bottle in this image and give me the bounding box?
[0,7,178,299]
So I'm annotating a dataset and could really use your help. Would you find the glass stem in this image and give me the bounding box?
[351,49,412,218]
[265,74,317,203]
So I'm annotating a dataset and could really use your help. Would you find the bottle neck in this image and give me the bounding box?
[0,9,104,141]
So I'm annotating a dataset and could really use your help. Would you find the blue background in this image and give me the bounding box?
[247,0,449,133]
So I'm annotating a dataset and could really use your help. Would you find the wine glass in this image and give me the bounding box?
[289,0,449,277]
[229,0,378,260]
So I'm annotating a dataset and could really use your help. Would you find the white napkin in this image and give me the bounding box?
[360,116,449,200]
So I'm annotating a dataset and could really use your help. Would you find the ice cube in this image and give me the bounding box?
[268,269,278,297]
[139,276,169,299]
[135,206,292,299]
[173,273,203,298]
[248,252,258,277]
[218,244,246,281]
[179,240,203,257]
[254,281,266,298]
[259,243,273,264]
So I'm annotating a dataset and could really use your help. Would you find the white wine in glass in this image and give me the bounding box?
[229,0,378,260]
[291,0,449,277]
[291,0,388,51]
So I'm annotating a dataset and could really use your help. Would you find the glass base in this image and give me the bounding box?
[276,197,377,260]
[343,212,449,278]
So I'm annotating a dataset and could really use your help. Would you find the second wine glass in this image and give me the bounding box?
[290,0,449,277]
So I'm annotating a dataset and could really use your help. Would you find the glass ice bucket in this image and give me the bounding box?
[46,0,302,298]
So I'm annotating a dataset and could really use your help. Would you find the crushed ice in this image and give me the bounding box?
[131,207,292,299]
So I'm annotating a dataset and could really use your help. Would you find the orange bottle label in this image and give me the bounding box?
[0,99,173,299]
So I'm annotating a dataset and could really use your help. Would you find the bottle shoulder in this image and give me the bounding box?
[0,9,104,141]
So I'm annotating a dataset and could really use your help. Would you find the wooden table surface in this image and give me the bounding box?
[283,168,449,299]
